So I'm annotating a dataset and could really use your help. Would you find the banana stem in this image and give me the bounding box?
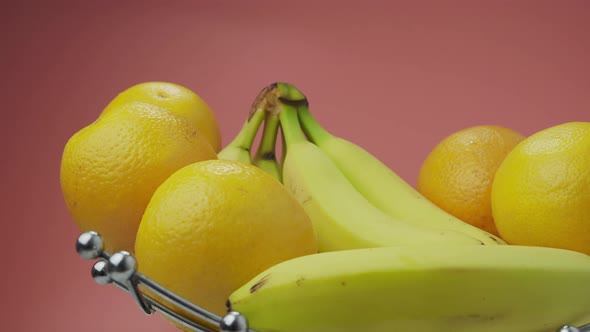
[297,105,331,144]
[249,82,310,149]
[279,104,308,146]
[226,106,266,150]
[276,82,307,102]
[254,111,280,161]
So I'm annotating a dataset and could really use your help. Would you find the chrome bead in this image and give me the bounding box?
[91,260,112,285]
[558,326,580,332]
[107,251,137,283]
[220,311,249,332]
[76,231,104,259]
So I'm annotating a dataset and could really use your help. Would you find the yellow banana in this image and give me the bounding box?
[296,104,505,245]
[229,244,590,332]
[273,84,483,251]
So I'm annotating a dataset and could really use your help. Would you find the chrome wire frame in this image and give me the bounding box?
[76,231,251,332]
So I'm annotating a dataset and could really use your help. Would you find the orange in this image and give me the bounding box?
[417,125,525,236]
[135,160,318,320]
[60,101,217,252]
[102,82,222,152]
[492,122,590,254]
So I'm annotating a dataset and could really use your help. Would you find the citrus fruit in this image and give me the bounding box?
[102,82,222,152]
[60,101,217,252]
[134,159,318,320]
[491,122,590,254]
[417,125,525,236]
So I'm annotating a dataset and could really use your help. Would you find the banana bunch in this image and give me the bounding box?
[219,82,590,331]
[221,82,502,250]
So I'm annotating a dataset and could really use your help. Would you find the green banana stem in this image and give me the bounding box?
[274,82,333,145]
[246,82,312,162]
[272,82,312,148]
[297,105,332,145]
[219,82,310,166]
[233,106,266,149]
[255,111,280,159]
[276,82,307,101]
[217,106,265,162]
[253,110,282,180]
[278,104,308,146]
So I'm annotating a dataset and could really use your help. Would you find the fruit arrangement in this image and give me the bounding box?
[61,82,590,332]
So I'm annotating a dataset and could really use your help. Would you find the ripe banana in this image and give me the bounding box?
[228,244,590,332]
[275,88,483,251]
[296,102,505,245]
[217,105,265,164]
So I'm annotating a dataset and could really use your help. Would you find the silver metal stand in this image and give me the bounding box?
[76,231,251,332]
[76,231,590,332]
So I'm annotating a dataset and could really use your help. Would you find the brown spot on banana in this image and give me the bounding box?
[295,276,305,286]
[249,274,271,293]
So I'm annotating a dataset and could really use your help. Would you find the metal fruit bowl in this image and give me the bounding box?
[76,231,590,332]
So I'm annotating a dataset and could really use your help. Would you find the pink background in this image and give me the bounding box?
[2,1,589,331]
